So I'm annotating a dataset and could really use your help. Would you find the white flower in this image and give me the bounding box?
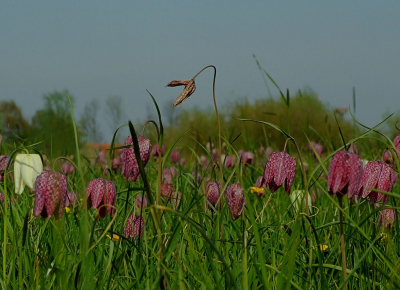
[290,190,312,212]
[14,153,43,194]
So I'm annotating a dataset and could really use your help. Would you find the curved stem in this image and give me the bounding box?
[142,120,160,140]
[193,65,223,188]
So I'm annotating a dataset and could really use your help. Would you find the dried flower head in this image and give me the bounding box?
[166,79,196,107]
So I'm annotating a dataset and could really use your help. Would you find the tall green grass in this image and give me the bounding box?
[1,89,400,289]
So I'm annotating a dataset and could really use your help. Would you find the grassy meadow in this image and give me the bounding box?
[1,68,400,289]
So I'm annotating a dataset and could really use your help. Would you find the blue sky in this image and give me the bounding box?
[1,1,400,140]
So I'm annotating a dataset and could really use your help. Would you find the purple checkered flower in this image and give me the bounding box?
[86,178,116,217]
[225,183,245,221]
[121,135,152,182]
[34,171,67,219]
[261,152,296,194]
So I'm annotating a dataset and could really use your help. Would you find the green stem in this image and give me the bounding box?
[338,197,348,289]
[193,65,223,189]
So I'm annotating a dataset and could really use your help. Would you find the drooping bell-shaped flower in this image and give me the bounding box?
[153,144,165,160]
[124,214,145,240]
[86,178,117,217]
[166,79,196,107]
[383,135,400,165]
[377,208,395,230]
[225,183,245,221]
[290,190,312,212]
[61,161,74,175]
[205,181,220,210]
[14,153,43,194]
[308,141,323,159]
[171,150,180,163]
[136,194,148,209]
[261,152,296,194]
[34,170,67,219]
[161,183,181,208]
[0,155,12,181]
[241,152,255,166]
[356,161,397,205]
[327,151,363,198]
[121,135,152,182]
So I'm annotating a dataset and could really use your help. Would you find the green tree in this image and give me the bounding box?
[0,100,31,142]
[30,91,82,157]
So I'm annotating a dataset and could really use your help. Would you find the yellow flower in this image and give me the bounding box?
[14,153,43,194]
[319,244,328,251]
[65,207,71,214]
[380,232,389,240]
[251,187,264,194]
[106,234,120,242]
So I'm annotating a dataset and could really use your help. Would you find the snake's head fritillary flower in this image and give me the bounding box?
[121,135,152,182]
[200,155,208,169]
[308,141,323,159]
[14,153,43,194]
[153,144,165,160]
[163,167,178,184]
[0,155,12,181]
[96,151,106,164]
[161,183,181,208]
[377,208,396,230]
[34,170,67,219]
[327,151,363,199]
[226,183,245,221]
[383,135,400,165]
[347,143,359,155]
[61,161,74,175]
[136,194,148,209]
[171,150,180,163]
[241,152,255,166]
[124,214,145,240]
[290,190,312,212]
[167,79,196,107]
[65,191,78,207]
[86,178,117,217]
[261,152,296,194]
[111,157,121,172]
[205,181,220,210]
[356,161,397,205]
[221,155,234,169]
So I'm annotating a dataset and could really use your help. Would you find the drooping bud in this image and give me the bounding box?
[205,181,220,210]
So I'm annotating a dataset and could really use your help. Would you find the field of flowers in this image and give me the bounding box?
[1,66,400,289]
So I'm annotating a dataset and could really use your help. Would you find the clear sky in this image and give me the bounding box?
[1,1,399,141]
